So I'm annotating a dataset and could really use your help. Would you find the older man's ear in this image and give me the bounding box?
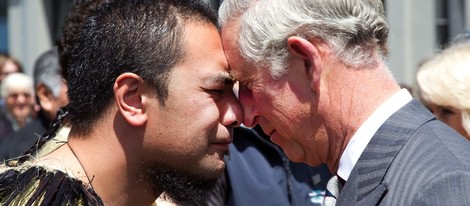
[287,36,324,91]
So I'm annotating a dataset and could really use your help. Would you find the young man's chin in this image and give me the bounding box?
[141,162,221,205]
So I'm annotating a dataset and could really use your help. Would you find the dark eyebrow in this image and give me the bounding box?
[206,71,235,86]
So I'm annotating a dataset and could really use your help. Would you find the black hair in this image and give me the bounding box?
[57,0,111,79]
[14,0,217,161]
[65,0,217,133]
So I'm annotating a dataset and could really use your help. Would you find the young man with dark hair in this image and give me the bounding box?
[0,0,242,205]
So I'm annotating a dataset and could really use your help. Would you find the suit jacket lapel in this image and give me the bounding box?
[338,100,435,205]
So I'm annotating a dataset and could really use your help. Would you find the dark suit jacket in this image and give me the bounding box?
[337,100,470,205]
[0,111,14,139]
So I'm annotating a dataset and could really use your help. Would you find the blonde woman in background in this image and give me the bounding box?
[416,42,470,140]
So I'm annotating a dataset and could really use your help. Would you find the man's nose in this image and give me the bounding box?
[222,89,244,127]
[238,87,259,128]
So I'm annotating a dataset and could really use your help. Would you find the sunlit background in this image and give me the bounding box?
[0,0,469,86]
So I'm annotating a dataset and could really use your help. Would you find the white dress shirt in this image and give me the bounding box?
[337,89,413,181]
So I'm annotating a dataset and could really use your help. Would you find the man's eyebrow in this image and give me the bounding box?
[206,72,235,86]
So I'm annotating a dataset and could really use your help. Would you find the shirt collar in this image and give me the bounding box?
[337,89,413,181]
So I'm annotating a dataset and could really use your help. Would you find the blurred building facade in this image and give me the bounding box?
[0,0,469,85]
[387,0,470,86]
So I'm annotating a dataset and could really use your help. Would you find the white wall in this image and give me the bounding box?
[8,0,52,75]
[386,0,437,86]
[465,0,470,32]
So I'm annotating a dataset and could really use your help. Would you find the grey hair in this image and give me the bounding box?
[219,0,389,79]
[1,73,34,98]
[33,47,63,98]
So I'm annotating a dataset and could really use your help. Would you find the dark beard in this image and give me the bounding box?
[140,163,220,206]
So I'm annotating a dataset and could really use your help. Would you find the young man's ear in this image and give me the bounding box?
[287,36,323,91]
[114,73,148,127]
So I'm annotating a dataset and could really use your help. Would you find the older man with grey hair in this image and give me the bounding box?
[219,0,470,205]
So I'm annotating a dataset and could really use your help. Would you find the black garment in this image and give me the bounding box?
[0,112,14,160]
[0,165,103,205]
[208,126,332,206]
[0,111,14,140]
[0,111,50,161]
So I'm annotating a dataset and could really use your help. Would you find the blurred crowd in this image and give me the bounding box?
[0,47,68,160]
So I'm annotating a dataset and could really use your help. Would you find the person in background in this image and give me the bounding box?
[0,54,23,84]
[218,0,470,205]
[207,126,331,206]
[416,42,470,141]
[0,0,242,205]
[0,73,35,139]
[22,0,113,160]
[0,54,24,108]
[0,47,68,161]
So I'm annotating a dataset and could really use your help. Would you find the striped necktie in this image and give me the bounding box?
[323,175,343,206]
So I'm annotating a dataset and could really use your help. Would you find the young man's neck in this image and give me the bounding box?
[70,125,158,205]
[37,126,158,205]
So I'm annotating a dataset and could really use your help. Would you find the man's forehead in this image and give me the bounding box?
[221,20,255,83]
[226,51,256,82]
[221,20,242,58]
[8,87,32,92]
[223,43,248,81]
